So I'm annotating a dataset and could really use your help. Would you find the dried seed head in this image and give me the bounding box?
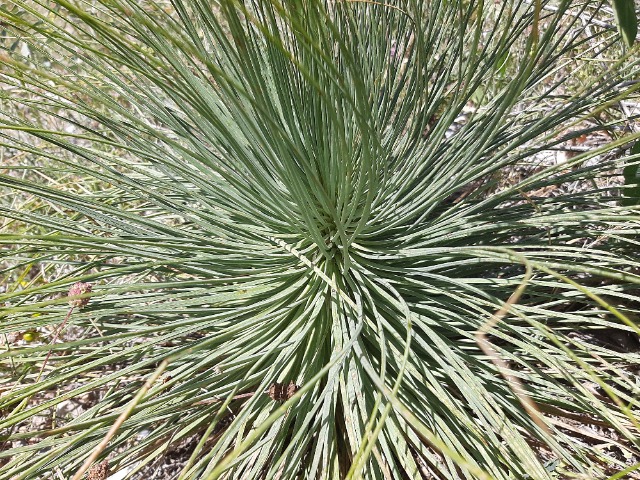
[286,381,299,399]
[87,459,109,480]
[68,282,92,308]
[267,381,300,402]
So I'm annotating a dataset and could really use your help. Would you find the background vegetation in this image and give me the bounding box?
[1,1,640,479]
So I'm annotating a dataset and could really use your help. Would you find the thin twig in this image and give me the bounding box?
[35,306,74,383]
[192,392,256,405]
[37,283,92,382]
[475,260,551,435]
[71,359,169,480]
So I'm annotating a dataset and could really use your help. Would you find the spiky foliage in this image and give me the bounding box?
[1,1,640,479]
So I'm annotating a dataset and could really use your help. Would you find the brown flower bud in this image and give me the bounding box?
[68,282,92,308]
[267,381,300,402]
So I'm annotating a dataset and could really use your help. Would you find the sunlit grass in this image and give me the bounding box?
[1,1,640,479]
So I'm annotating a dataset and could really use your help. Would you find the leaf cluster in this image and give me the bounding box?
[1,1,640,479]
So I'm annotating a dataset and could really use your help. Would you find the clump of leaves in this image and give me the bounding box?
[1,1,640,479]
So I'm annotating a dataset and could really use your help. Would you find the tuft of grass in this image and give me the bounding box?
[1,1,640,479]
